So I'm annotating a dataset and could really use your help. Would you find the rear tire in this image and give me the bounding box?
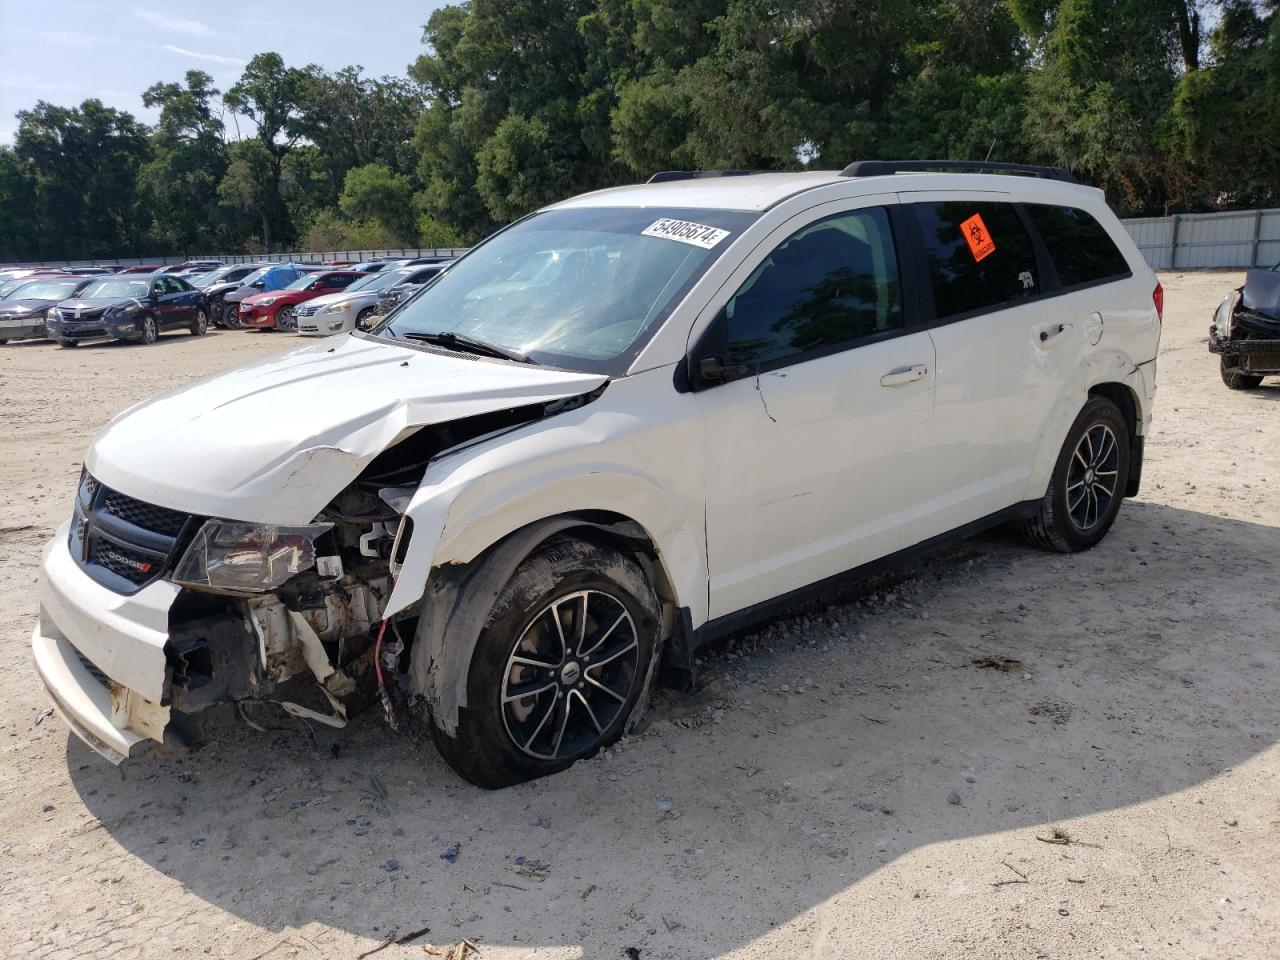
[1220,356,1263,390]
[431,537,661,789]
[1024,396,1130,553]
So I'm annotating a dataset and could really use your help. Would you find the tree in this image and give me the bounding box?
[339,163,416,241]
[222,53,310,246]
[137,71,229,253]
[14,99,151,259]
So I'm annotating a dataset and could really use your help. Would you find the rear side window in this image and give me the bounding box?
[913,202,1039,320]
[1026,204,1131,289]
[725,207,904,367]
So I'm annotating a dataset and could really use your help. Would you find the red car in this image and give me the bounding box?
[239,270,368,331]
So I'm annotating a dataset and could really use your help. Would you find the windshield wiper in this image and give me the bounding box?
[402,330,534,364]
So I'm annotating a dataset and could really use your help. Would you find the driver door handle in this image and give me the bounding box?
[879,363,929,387]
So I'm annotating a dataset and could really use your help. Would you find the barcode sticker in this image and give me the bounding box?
[641,218,731,249]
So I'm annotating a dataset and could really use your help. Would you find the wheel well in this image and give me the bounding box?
[1088,382,1143,497]
[467,510,689,679]
[1088,382,1138,438]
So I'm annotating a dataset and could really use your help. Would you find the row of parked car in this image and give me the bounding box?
[0,256,453,346]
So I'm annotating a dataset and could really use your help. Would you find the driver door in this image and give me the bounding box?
[693,199,938,619]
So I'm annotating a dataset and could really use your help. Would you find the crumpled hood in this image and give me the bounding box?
[1241,268,1280,320]
[86,334,608,524]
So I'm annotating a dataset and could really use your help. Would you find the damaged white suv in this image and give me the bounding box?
[34,161,1161,787]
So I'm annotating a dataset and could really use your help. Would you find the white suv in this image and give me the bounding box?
[33,162,1161,787]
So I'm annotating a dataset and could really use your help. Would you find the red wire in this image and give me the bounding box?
[373,618,389,688]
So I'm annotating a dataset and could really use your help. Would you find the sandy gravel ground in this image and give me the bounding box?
[0,274,1277,960]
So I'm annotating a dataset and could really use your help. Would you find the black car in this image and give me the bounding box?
[374,262,451,317]
[1210,263,1280,388]
[0,275,94,343]
[46,274,210,347]
[195,263,268,327]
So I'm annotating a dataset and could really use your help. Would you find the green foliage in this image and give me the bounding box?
[4,2,1280,261]
[339,164,416,240]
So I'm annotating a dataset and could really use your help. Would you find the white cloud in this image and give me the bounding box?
[161,44,245,67]
[39,30,105,48]
[132,7,211,36]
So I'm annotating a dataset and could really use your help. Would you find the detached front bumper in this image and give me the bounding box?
[1209,322,1280,374]
[32,523,177,763]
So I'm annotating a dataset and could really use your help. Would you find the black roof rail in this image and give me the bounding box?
[840,160,1078,184]
[646,170,763,184]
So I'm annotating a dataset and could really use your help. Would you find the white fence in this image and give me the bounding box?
[1120,209,1280,270]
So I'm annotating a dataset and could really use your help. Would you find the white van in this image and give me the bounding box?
[34,162,1161,787]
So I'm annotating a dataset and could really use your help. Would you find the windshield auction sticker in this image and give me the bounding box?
[642,218,731,249]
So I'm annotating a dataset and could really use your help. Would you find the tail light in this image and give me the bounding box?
[1153,281,1164,322]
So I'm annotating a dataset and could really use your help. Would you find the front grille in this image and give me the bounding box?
[102,491,189,537]
[69,470,197,595]
[89,538,163,585]
[295,304,320,318]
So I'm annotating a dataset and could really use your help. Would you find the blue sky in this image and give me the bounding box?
[0,1,452,143]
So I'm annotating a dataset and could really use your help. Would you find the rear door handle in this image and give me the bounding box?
[879,363,929,387]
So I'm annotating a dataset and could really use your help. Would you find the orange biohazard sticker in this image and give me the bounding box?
[960,213,996,262]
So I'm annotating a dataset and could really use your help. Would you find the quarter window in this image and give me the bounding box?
[725,207,904,367]
[1025,204,1131,289]
[913,202,1040,320]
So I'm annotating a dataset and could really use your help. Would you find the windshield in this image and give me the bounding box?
[7,278,81,300]
[0,278,35,299]
[239,266,272,286]
[194,266,234,287]
[346,270,404,293]
[379,207,756,373]
[80,277,151,299]
[284,273,321,291]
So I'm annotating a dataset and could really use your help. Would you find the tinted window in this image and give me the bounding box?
[725,207,903,367]
[913,202,1039,320]
[325,273,357,288]
[1026,204,1131,288]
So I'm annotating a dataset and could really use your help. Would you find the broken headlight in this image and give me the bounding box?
[172,521,333,593]
[1214,289,1240,339]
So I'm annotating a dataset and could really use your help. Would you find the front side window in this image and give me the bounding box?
[913,202,1040,320]
[380,207,757,375]
[1025,204,1131,289]
[725,207,904,368]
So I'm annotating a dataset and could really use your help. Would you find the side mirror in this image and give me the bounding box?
[310,280,325,290]
[698,355,747,382]
[251,280,265,289]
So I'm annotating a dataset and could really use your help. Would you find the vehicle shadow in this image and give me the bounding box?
[66,499,1280,955]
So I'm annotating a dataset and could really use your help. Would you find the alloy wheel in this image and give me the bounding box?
[142,316,158,344]
[194,310,207,334]
[500,589,640,761]
[1066,423,1119,532]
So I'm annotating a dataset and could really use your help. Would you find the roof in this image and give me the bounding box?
[550,169,1103,213]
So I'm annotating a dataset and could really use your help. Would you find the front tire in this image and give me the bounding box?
[356,307,376,331]
[190,309,208,335]
[223,302,242,328]
[1220,356,1263,390]
[1024,396,1130,553]
[140,314,159,345]
[57,337,78,348]
[432,537,661,789]
[275,306,294,331]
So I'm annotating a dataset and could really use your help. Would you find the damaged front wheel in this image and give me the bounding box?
[432,537,660,788]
